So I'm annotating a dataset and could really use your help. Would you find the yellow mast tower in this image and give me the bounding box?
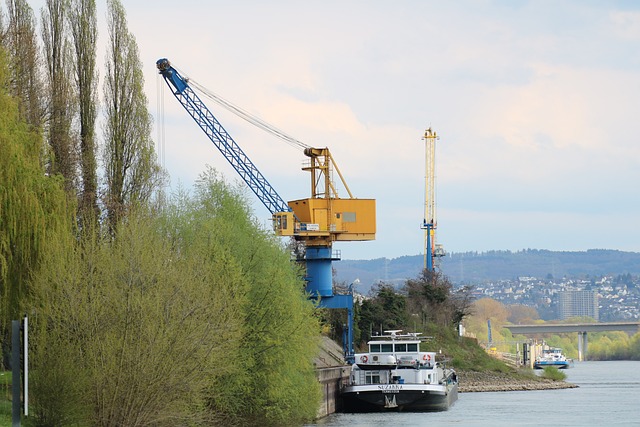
[421,127,444,271]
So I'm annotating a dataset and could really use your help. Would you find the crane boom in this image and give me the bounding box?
[156,58,290,215]
[156,58,376,363]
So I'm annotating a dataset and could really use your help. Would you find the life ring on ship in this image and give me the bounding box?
[423,354,431,361]
[360,355,368,363]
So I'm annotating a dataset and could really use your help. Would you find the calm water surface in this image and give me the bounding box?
[306,361,640,426]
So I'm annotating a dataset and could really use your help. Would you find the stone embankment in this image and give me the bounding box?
[457,370,578,392]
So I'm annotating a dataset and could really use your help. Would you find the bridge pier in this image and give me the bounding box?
[577,331,588,361]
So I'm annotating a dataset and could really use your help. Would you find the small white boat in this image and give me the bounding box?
[341,330,458,412]
[534,347,572,369]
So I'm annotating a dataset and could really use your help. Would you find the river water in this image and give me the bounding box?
[306,361,640,426]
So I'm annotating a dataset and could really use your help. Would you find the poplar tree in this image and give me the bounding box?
[69,0,99,227]
[2,0,45,129]
[41,0,77,192]
[103,0,162,231]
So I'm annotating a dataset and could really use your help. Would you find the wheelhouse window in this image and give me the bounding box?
[365,372,380,384]
[370,342,418,353]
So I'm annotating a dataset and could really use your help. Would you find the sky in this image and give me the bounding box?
[27,0,640,260]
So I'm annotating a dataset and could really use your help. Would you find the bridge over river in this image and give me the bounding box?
[505,322,640,361]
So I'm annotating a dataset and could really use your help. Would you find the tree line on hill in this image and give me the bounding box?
[334,249,640,289]
[443,249,640,283]
[1,1,321,425]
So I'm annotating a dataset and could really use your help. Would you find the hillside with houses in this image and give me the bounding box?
[333,249,640,321]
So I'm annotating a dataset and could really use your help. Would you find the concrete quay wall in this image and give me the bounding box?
[315,366,350,418]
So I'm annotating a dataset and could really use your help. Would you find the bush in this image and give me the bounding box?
[540,366,567,381]
[27,171,321,426]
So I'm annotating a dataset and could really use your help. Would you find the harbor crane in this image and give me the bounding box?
[156,58,376,362]
[421,127,445,271]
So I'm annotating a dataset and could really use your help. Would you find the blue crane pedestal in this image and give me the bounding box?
[305,247,337,297]
[305,247,355,363]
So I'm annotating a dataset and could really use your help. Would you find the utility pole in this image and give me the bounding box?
[11,316,28,427]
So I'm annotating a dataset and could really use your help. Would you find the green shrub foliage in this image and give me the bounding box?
[28,168,320,426]
[541,366,567,381]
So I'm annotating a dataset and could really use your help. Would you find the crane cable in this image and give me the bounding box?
[176,67,311,152]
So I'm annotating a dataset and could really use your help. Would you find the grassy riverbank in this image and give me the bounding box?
[425,324,512,372]
[1,371,11,425]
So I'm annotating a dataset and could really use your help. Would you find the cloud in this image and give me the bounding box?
[610,10,640,39]
[127,1,640,257]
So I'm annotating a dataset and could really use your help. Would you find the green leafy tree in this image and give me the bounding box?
[69,0,99,228]
[42,0,77,192]
[629,333,640,360]
[358,283,408,344]
[0,46,70,365]
[463,298,509,342]
[404,269,474,328]
[103,0,162,231]
[28,167,321,426]
[587,331,632,361]
[507,304,540,324]
[29,206,246,425]
[2,0,45,128]
[190,168,321,425]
